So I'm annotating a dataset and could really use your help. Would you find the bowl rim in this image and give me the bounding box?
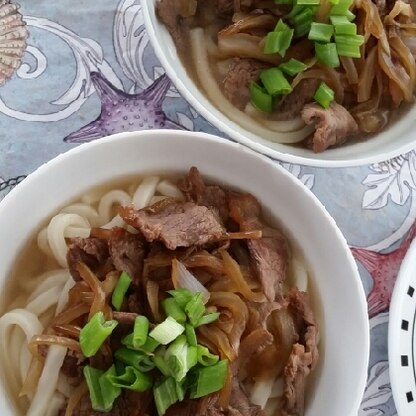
[0,129,370,414]
[141,0,416,168]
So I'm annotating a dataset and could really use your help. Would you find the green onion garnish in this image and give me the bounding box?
[185,293,205,327]
[189,359,229,399]
[154,377,179,416]
[260,68,292,96]
[330,15,357,34]
[108,366,152,392]
[196,312,221,327]
[175,379,185,402]
[114,347,155,372]
[80,312,118,357]
[308,22,334,42]
[149,316,185,345]
[274,0,293,4]
[264,20,294,57]
[315,42,340,68]
[279,58,307,76]
[185,323,197,347]
[197,345,220,366]
[84,366,106,411]
[99,365,122,411]
[153,347,171,377]
[162,298,187,323]
[249,82,273,113]
[296,0,320,5]
[292,7,315,37]
[111,271,132,311]
[314,82,335,109]
[335,34,364,57]
[330,0,353,15]
[133,315,149,348]
[167,289,194,308]
[165,335,197,382]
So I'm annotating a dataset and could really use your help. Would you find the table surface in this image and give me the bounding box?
[0,1,411,415]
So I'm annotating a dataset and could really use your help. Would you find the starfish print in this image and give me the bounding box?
[64,72,183,143]
[351,222,416,318]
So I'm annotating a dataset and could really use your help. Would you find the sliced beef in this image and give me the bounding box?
[179,166,229,223]
[281,343,312,416]
[61,350,85,383]
[109,227,146,285]
[229,378,267,416]
[119,199,224,250]
[223,58,269,110]
[229,192,289,301]
[67,237,110,281]
[64,395,123,416]
[165,400,199,416]
[156,0,197,54]
[112,311,138,325]
[276,79,320,120]
[301,102,359,153]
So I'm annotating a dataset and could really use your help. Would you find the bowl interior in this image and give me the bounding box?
[142,0,416,167]
[0,130,369,415]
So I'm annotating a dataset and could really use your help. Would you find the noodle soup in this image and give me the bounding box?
[0,169,319,416]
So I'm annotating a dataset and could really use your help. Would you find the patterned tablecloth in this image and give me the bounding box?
[0,1,412,414]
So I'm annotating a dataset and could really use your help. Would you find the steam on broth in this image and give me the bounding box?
[0,168,319,416]
[156,0,416,152]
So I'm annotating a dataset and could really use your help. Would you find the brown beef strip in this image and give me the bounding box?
[301,102,359,153]
[119,199,224,250]
[229,378,267,416]
[229,192,289,301]
[108,227,147,286]
[223,58,270,110]
[67,237,110,281]
[179,166,229,223]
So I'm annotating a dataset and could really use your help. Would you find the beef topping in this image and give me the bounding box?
[223,58,269,110]
[119,199,224,250]
[302,101,359,152]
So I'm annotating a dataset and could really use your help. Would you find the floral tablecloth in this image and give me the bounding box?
[0,1,412,414]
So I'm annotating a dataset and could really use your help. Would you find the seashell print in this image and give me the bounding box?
[0,0,27,85]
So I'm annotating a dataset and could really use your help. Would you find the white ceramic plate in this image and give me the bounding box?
[389,238,416,415]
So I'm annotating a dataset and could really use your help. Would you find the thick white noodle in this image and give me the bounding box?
[80,188,104,205]
[9,327,25,383]
[28,271,69,301]
[56,375,73,398]
[97,190,131,225]
[60,203,99,227]
[132,176,160,209]
[56,275,75,315]
[63,226,91,239]
[292,256,308,292]
[269,377,284,398]
[37,227,53,257]
[101,214,126,230]
[156,180,185,200]
[47,214,91,267]
[26,286,63,316]
[45,393,66,416]
[0,310,43,396]
[190,28,309,144]
[250,377,275,409]
[19,340,32,386]
[27,345,67,416]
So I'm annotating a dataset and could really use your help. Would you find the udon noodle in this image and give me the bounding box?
[0,169,319,416]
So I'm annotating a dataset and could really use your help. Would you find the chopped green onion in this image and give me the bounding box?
[133,316,149,348]
[108,366,152,392]
[196,313,221,327]
[260,68,292,96]
[264,25,294,57]
[308,22,334,42]
[330,15,357,34]
[166,335,197,382]
[141,336,161,353]
[185,324,197,347]
[111,271,132,311]
[190,360,229,399]
[330,0,353,15]
[185,293,205,327]
[197,345,220,366]
[250,82,273,113]
[279,58,307,76]
[345,10,356,21]
[330,0,340,4]
[315,42,340,68]
[84,366,106,411]
[80,312,118,357]
[335,34,364,57]
[287,4,308,18]
[153,347,171,377]
[162,298,187,323]
[314,82,335,109]
[175,379,185,402]
[274,0,293,4]
[154,377,179,416]
[187,345,198,369]
[292,7,315,37]
[114,360,125,376]
[99,365,122,411]
[167,289,194,308]
[114,347,155,372]
[149,316,185,345]
[296,0,320,5]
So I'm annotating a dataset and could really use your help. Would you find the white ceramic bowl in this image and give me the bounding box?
[142,0,416,167]
[0,130,369,415]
